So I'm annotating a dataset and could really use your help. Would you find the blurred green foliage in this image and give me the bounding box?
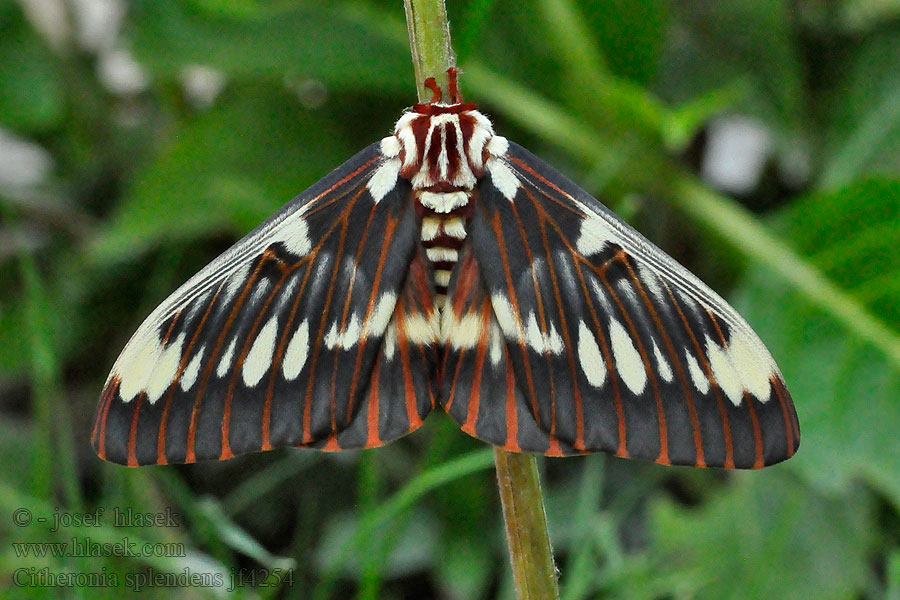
[2,0,900,598]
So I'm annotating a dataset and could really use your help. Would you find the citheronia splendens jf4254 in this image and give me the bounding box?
[92,69,799,470]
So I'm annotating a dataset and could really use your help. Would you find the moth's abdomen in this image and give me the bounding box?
[415,190,472,306]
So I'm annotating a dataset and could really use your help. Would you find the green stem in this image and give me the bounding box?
[401,2,560,598]
[403,0,454,101]
[494,449,560,600]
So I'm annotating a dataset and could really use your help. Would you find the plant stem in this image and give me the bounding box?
[494,448,560,600]
[403,0,454,101]
[402,3,560,598]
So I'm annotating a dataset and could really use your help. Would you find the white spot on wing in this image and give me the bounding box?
[180,344,206,392]
[652,341,673,383]
[491,292,524,341]
[243,316,279,387]
[364,293,397,338]
[367,158,401,203]
[525,312,563,354]
[728,333,773,402]
[705,335,743,406]
[486,157,519,201]
[324,314,362,350]
[113,333,165,402]
[217,336,238,378]
[401,312,439,345]
[577,216,623,256]
[146,333,187,403]
[283,320,310,381]
[279,213,311,256]
[685,350,710,394]
[489,319,504,366]
[609,318,646,394]
[443,311,484,349]
[577,321,606,388]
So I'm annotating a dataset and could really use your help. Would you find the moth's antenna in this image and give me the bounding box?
[423,77,442,104]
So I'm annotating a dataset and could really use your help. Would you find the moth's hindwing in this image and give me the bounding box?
[449,140,799,468]
[92,143,436,465]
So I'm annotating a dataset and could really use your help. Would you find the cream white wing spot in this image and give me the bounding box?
[324,314,362,350]
[363,293,397,340]
[146,332,187,403]
[243,316,279,387]
[685,350,710,394]
[524,312,563,355]
[112,333,165,403]
[488,319,504,366]
[577,321,607,388]
[217,336,238,378]
[705,335,743,406]
[367,157,401,203]
[486,158,519,201]
[282,319,310,381]
[576,215,625,257]
[180,344,206,392]
[652,340,674,383]
[277,213,311,256]
[728,334,774,402]
[491,292,524,342]
[609,318,647,395]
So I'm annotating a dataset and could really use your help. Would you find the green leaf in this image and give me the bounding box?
[820,34,900,189]
[658,0,806,135]
[129,0,409,91]
[647,471,873,600]
[0,2,65,132]
[89,85,354,265]
[735,179,900,506]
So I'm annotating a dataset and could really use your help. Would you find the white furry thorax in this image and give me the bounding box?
[381,105,506,190]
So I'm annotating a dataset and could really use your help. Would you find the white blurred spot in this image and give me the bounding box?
[701,115,772,195]
[97,48,149,95]
[0,129,53,189]
[180,64,227,109]
[72,0,126,52]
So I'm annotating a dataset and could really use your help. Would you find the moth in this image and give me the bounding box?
[92,68,799,469]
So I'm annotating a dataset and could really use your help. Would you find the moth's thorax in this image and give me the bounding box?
[390,105,497,190]
[378,104,504,305]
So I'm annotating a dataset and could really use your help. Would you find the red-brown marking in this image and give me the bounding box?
[95,377,119,461]
[394,302,424,430]
[772,376,797,457]
[503,352,521,452]
[489,212,541,425]
[663,283,735,468]
[599,262,670,465]
[461,298,492,436]
[365,355,382,448]
[344,212,398,424]
[570,258,627,457]
[127,392,146,467]
[221,251,287,460]
[627,264,705,466]
[157,286,224,464]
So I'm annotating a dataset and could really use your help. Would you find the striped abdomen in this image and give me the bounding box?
[416,189,471,306]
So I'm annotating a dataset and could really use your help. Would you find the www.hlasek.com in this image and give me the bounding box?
[12,536,185,559]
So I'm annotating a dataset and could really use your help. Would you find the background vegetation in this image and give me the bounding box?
[2,0,900,598]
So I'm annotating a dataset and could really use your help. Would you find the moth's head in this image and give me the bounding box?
[392,67,496,187]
